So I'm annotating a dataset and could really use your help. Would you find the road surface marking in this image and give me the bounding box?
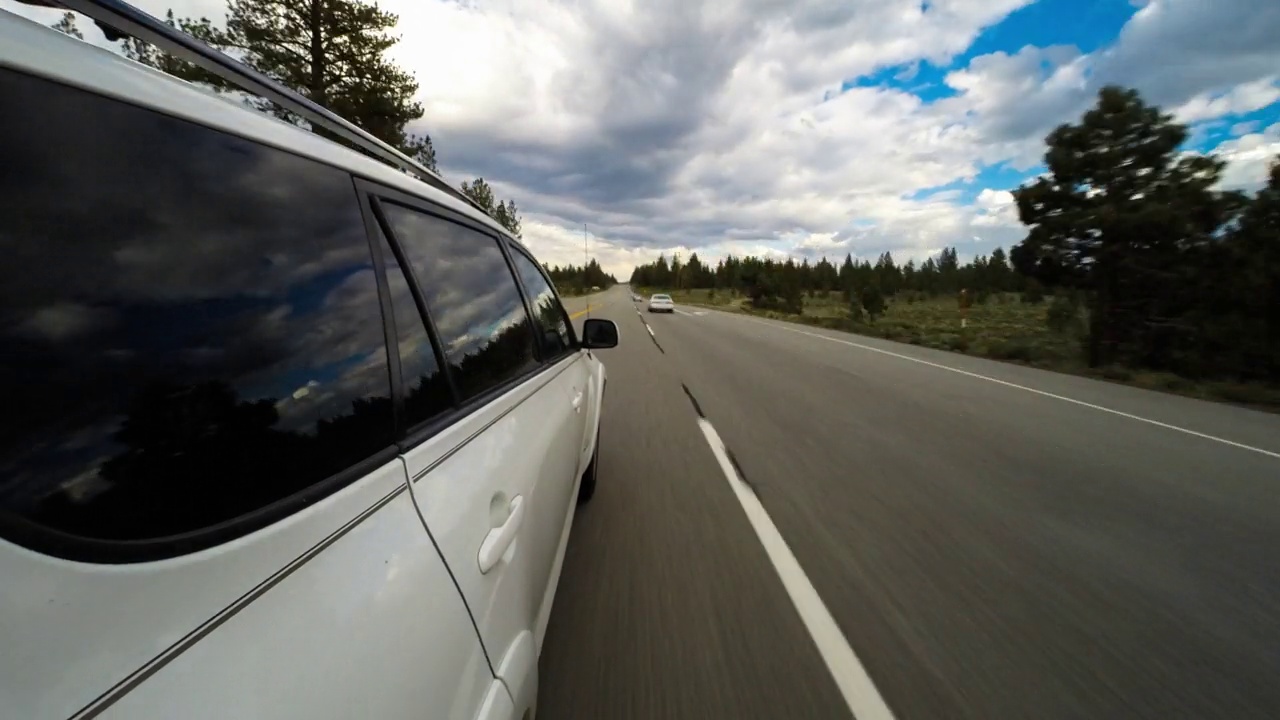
[675,308,697,316]
[733,315,1280,461]
[568,304,592,320]
[646,324,655,338]
[696,417,896,720]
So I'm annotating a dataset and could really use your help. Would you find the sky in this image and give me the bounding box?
[7,0,1280,280]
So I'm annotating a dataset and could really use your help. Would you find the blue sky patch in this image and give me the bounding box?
[1186,102,1280,150]
[841,60,958,103]
[841,0,1139,105]
[961,0,1137,63]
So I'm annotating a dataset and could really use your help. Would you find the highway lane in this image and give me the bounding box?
[543,285,1280,719]
[544,286,850,718]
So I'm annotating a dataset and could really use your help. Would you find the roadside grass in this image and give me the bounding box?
[637,287,1280,411]
[559,286,601,298]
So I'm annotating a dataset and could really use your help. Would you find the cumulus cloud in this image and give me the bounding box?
[1214,122,1280,191]
[396,0,1280,274]
[7,0,1280,278]
[1174,78,1280,124]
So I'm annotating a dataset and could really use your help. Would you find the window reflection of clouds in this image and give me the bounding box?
[0,69,395,539]
[382,205,523,350]
[509,250,572,353]
[380,203,536,400]
[375,230,451,426]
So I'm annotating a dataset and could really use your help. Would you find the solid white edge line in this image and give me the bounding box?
[728,314,1280,461]
[696,417,895,720]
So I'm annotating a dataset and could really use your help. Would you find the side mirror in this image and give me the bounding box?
[581,318,619,349]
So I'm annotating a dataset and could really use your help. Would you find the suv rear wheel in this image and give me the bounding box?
[577,426,600,504]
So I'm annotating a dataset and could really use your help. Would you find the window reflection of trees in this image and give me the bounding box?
[447,314,538,401]
[35,313,542,539]
[510,251,572,356]
[35,378,394,540]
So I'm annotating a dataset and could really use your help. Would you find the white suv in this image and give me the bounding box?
[0,8,617,720]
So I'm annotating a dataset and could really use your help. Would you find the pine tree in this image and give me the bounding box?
[132,0,436,169]
[51,11,84,39]
[460,178,522,237]
[839,253,856,300]
[1012,86,1232,367]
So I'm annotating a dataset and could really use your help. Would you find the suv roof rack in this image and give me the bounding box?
[49,0,505,231]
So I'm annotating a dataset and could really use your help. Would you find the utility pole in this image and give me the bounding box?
[584,223,590,320]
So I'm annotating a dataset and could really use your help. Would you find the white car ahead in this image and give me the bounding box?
[647,293,676,313]
[0,8,619,720]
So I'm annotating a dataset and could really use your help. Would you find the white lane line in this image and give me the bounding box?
[696,418,895,720]
[674,308,697,316]
[646,324,655,338]
[731,315,1280,461]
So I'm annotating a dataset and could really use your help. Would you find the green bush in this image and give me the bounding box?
[1045,295,1081,334]
[860,285,886,323]
[987,339,1036,362]
[1095,365,1134,381]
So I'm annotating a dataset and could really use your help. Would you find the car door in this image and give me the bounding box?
[505,244,594,485]
[361,185,583,715]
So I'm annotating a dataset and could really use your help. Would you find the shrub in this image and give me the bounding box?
[1045,295,1080,334]
[987,339,1036,362]
[1095,365,1133,381]
[848,299,865,323]
[860,285,886,323]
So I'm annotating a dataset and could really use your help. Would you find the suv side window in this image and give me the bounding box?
[508,247,575,359]
[0,69,394,551]
[379,202,539,401]
[373,228,454,428]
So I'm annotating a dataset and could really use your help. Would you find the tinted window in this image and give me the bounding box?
[509,249,574,358]
[380,203,538,401]
[0,70,394,545]
[375,230,453,426]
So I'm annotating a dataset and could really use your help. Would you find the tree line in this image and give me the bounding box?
[544,259,618,294]
[631,246,1023,315]
[49,2,523,237]
[632,86,1280,384]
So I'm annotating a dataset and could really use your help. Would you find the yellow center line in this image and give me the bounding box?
[568,305,592,319]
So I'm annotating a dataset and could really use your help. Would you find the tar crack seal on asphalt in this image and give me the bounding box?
[680,382,759,497]
[723,446,759,497]
[638,317,665,354]
[681,383,706,418]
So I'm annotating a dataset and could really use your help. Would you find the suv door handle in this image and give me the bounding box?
[478,496,525,574]
[571,390,583,412]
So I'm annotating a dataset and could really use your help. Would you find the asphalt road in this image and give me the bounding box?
[544,285,1280,720]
